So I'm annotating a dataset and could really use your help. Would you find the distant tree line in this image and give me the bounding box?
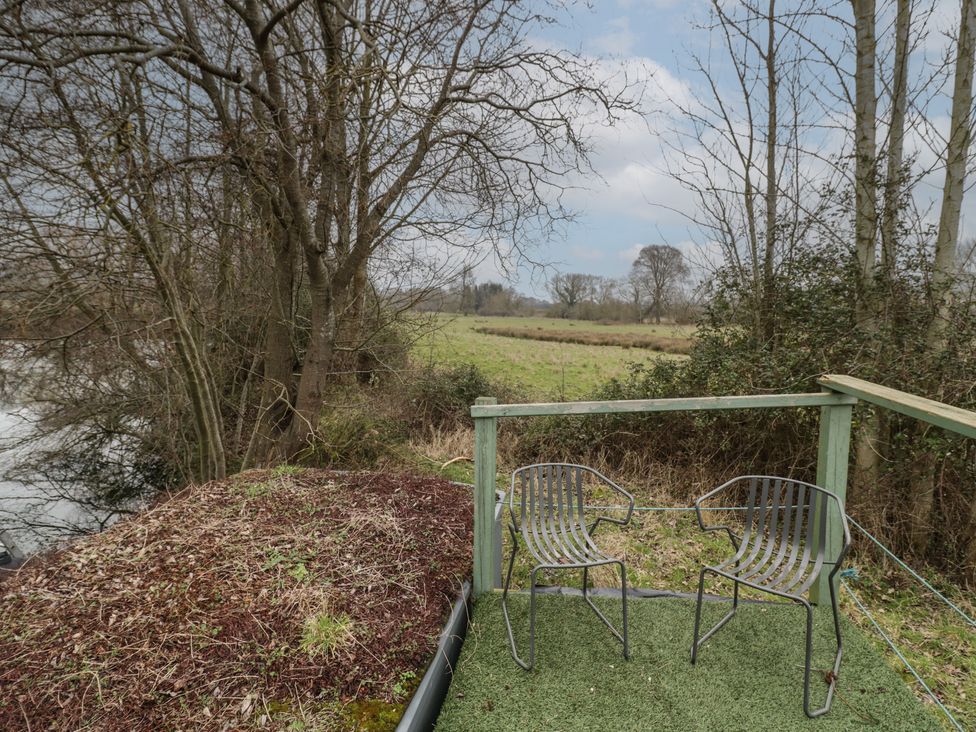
[546,245,694,322]
[416,280,536,317]
[418,244,695,323]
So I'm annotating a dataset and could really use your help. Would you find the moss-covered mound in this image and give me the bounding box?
[0,469,472,731]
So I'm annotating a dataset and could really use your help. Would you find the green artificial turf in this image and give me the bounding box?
[436,593,944,732]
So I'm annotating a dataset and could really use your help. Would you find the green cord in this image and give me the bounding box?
[841,579,964,732]
[846,515,976,629]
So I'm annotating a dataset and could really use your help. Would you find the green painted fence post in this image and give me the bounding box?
[811,391,853,605]
[473,397,497,597]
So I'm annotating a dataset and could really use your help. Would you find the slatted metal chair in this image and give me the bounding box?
[501,463,634,670]
[690,475,851,718]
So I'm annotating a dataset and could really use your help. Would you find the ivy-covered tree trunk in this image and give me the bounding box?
[911,0,976,554]
[852,0,878,326]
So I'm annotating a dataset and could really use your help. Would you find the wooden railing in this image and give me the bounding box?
[470,375,976,601]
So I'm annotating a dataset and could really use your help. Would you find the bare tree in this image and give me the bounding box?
[547,273,599,318]
[0,0,636,481]
[621,272,644,323]
[930,0,976,350]
[659,0,834,341]
[880,0,911,286]
[910,0,976,554]
[630,245,690,323]
[761,0,778,338]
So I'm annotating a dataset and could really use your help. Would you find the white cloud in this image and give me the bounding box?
[618,243,644,262]
[570,245,606,261]
[551,55,701,229]
[590,17,637,56]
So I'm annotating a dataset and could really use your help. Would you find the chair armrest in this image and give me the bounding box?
[694,477,743,548]
[587,472,635,535]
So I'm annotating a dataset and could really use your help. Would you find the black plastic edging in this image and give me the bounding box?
[396,483,504,731]
[396,580,472,731]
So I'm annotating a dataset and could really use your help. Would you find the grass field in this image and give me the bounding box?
[413,315,694,399]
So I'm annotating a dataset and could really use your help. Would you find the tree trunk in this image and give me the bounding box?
[762,0,778,342]
[929,0,976,348]
[247,0,334,457]
[849,0,880,498]
[911,0,976,554]
[852,0,878,327]
[908,447,937,556]
[244,225,296,468]
[856,0,909,501]
[880,0,910,286]
[285,269,335,456]
[331,264,368,377]
[854,410,883,507]
[965,448,976,585]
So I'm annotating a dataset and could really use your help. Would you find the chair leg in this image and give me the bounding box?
[691,568,738,664]
[801,600,815,717]
[582,563,627,647]
[501,525,534,671]
[803,583,844,718]
[619,561,629,660]
[528,567,539,669]
[691,567,706,664]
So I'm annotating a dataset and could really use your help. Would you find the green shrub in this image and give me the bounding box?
[301,402,405,468]
[517,240,976,580]
[408,364,520,429]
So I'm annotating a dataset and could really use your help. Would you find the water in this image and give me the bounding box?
[0,391,119,561]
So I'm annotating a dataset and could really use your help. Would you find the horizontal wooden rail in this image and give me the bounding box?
[819,375,976,439]
[470,391,857,419]
[470,389,858,597]
[472,376,976,601]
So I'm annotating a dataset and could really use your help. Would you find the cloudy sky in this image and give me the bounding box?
[477,0,701,296]
[475,0,975,298]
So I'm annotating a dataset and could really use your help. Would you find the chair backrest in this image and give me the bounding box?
[721,476,845,579]
[509,463,605,530]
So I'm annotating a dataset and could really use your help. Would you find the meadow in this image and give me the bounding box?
[413,314,694,399]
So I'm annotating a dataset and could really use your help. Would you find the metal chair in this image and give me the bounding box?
[690,475,851,718]
[501,463,634,670]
